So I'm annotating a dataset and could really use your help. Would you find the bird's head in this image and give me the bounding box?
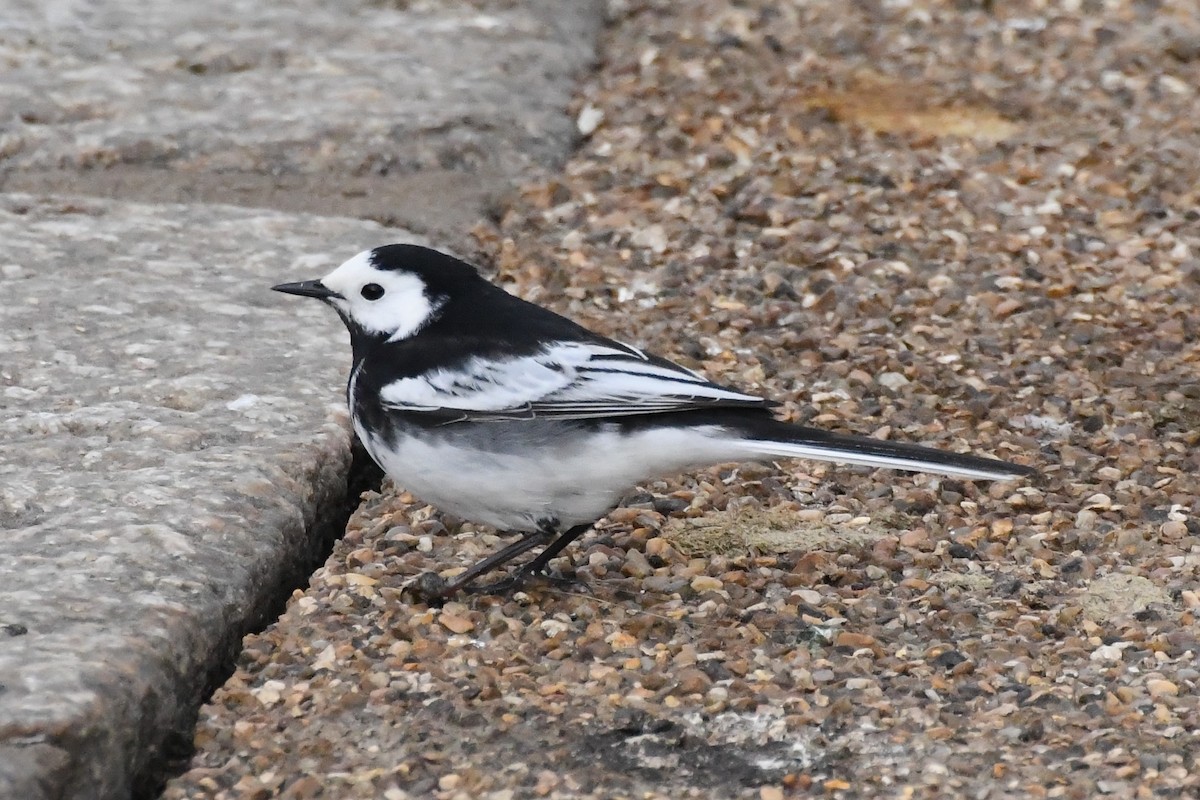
[273,244,484,344]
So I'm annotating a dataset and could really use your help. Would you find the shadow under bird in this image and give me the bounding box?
[274,244,1034,599]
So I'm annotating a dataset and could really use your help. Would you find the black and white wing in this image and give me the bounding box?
[378,340,771,421]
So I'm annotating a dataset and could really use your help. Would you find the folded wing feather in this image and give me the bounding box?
[378,341,768,420]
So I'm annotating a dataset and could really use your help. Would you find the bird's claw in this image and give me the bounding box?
[410,571,454,605]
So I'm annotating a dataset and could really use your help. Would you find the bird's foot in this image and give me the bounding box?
[406,566,569,604]
[538,568,592,595]
[462,565,589,597]
[459,573,525,596]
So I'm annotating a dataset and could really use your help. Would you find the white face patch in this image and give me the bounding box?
[319,249,441,341]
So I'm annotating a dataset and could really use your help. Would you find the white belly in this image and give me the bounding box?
[356,420,741,532]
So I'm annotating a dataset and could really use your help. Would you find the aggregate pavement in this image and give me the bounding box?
[165,0,1200,798]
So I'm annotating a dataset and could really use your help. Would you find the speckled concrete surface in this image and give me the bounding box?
[0,196,423,799]
[0,0,603,252]
[0,0,599,178]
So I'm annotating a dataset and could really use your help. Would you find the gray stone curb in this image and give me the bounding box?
[0,196,419,799]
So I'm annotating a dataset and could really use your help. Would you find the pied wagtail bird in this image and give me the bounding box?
[274,244,1034,599]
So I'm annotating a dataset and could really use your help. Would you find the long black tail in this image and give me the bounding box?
[736,420,1034,481]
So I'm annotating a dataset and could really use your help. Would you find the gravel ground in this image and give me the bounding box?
[165,1,1200,798]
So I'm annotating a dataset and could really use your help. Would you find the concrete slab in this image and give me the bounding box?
[0,195,416,799]
[0,0,603,245]
[0,0,598,177]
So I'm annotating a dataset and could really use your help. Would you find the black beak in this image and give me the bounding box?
[271,280,339,300]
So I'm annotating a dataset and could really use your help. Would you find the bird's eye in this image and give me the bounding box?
[360,283,385,301]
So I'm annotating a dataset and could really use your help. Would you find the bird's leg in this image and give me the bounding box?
[414,528,553,602]
[523,522,592,577]
[463,523,593,595]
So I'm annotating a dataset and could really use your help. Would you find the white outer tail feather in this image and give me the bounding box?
[742,440,1026,481]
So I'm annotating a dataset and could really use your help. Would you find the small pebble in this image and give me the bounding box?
[439,613,475,634]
